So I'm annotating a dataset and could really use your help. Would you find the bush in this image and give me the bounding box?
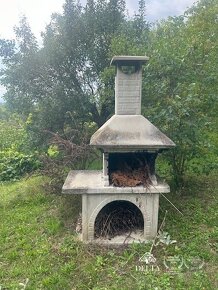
[0,116,27,151]
[0,112,42,182]
[0,149,41,181]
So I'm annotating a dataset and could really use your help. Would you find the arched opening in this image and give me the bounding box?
[94,200,144,240]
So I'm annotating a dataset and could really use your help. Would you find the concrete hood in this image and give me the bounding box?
[90,115,175,151]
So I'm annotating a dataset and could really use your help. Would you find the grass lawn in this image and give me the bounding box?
[0,173,217,290]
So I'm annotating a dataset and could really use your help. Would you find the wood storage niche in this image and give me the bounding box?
[94,200,144,239]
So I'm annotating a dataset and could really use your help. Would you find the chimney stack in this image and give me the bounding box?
[111,56,149,115]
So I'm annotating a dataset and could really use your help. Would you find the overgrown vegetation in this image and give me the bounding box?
[0,1,217,286]
[0,174,217,289]
[0,112,41,181]
[0,0,217,186]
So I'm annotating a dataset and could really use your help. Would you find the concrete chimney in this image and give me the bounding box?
[111,56,149,115]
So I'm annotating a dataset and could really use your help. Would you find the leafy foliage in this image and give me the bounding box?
[0,108,41,181]
[0,110,28,151]
[0,150,40,181]
[0,0,126,136]
[105,0,218,186]
[0,0,217,186]
[141,0,218,186]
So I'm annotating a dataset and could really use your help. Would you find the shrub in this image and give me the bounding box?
[0,149,41,181]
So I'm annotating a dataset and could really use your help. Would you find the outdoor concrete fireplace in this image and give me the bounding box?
[62,56,175,244]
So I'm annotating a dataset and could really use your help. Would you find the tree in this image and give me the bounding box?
[0,16,39,116]
[0,0,127,141]
[1,0,217,186]
[106,0,217,186]
[142,0,218,186]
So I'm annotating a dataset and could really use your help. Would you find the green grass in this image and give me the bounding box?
[0,173,217,290]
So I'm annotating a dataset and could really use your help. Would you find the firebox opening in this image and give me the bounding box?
[108,152,156,187]
[94,200,144,239]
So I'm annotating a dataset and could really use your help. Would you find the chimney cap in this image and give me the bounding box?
[110,55,149,66]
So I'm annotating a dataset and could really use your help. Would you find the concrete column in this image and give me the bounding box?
[115,66,142,115]
[103,153,109,186]
[82,194,88,241]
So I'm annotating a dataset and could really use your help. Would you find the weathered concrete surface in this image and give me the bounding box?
[62,170,169,242]
[110,55,149,65]
[81,191,159,242]
[112,55,148,115]
[90,115,175,150]
[115,67,142,115]
[62,55,175,244]
[62,170,170,195]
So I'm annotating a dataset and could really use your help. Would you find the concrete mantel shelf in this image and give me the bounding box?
[62,170,170,195]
